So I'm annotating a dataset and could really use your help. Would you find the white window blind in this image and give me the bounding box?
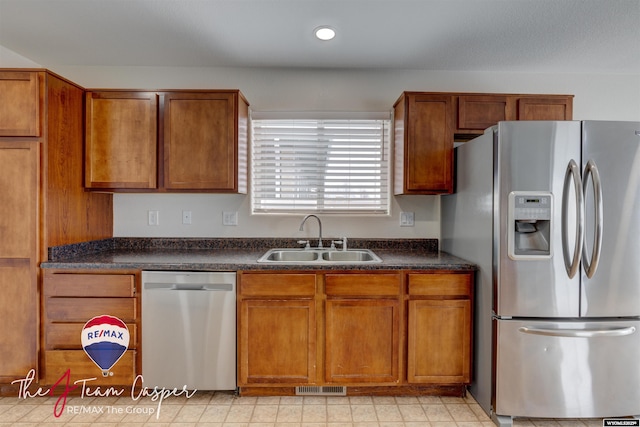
[251,117,390,214]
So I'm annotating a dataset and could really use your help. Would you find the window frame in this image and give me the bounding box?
[250,111,391,216]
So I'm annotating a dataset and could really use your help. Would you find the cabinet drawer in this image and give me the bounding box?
[408,273,472,297]
[45,322,137,350]
[43,350,135,386]
[46,297,136,322]
[325,273,401,296]
[44,273,135,297]
[240,273,316,297]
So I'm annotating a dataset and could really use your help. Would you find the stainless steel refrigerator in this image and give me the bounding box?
[441,121,640,425]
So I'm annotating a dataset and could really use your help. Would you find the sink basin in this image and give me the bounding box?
[258,248,382,264]
[264,250,319,262]
[321,250,378,262]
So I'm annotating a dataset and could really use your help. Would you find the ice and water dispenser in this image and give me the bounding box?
[508,192,553,259]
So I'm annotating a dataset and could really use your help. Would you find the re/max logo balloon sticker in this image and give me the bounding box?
[81,315,130,377]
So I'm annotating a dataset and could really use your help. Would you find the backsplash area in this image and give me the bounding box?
[112,193,441,239]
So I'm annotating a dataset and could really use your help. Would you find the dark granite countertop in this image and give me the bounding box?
[41,238,476,272]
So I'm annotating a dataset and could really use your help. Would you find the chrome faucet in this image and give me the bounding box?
[299,214,323,248]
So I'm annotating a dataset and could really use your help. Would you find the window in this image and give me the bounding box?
[251,115,390,214]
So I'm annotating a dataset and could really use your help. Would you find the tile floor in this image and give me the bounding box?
[0,391,610,426]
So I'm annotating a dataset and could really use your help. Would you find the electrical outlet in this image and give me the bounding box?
[148,210,159,226]
[400,211,414,227]
[222,211,238,226]
[182,210,192,225]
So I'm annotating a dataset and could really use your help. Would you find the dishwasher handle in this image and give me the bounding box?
[144,282,234,291]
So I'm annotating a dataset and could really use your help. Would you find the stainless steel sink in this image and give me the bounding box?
[263,250,320,262]
[321,250,378,262]
[258,248,382,264]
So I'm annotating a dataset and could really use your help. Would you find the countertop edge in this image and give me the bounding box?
[42,238,476,271]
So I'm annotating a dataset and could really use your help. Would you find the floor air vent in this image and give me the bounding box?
[295,386,346,396]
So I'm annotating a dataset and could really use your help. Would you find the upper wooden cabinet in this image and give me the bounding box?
[162,91,248,192]
[516,96,573,121]
[394,93,454,195]
[394,92,574,195]
[457,95,511,132]
[85,89,249,193]
[85,91,158,189]
[0,71,41,137]
[456,94,573,135]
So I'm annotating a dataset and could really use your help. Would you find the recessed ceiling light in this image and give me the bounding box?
[314,26,336,41]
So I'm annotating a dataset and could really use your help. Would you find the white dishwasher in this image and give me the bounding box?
[141,271,236,390]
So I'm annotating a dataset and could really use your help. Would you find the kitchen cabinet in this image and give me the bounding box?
[162,91,248,192]
[456,95,511,132]
[393,91,573,195]
[238,269,474,396]
[324,273,401,384]
[85,89,249,192]
[238,272,317,385]
[516,96,573,121]
[0,70,112,394]
[407,272,473,384]
[393,93,454,194]
[42,271,140,386]
[0,71,40,136]
[85,91,158,189]
[0,142,38,384]
[456,94,573,135]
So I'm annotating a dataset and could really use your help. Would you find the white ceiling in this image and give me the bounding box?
[0,0,639,73]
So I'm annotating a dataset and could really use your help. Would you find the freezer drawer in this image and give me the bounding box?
[495,318,640,419]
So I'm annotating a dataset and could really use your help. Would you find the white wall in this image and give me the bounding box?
[3,46,639,239]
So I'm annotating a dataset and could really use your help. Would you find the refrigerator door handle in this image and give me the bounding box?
[582,159,603,278]
[519,325,636,338]
[562,159,584,278]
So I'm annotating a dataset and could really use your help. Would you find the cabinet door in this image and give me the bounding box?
[407,299,471,384]
[0,142,38,380]
[517,97,573,121]
[239,299,316,384]
[85,91,157,189]
[457,95,513,131]
[162,92,239,190]
[0,71,40,136]
[0,262,37,381]
[394,93,453,194]
[325,298,400,384]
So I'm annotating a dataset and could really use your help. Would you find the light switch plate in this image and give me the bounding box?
[400,211,414,227]
[148,210,159,226]
[223,211,238,226]
[182,210,192,225]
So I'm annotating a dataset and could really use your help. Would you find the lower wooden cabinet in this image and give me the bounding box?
[240,299,316,384]
[238,273,317,385]
[407,273,473,384]
[325,273,401,384]
[42,270,141,386]
[42,350,136,386]
[238,269,474,394]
